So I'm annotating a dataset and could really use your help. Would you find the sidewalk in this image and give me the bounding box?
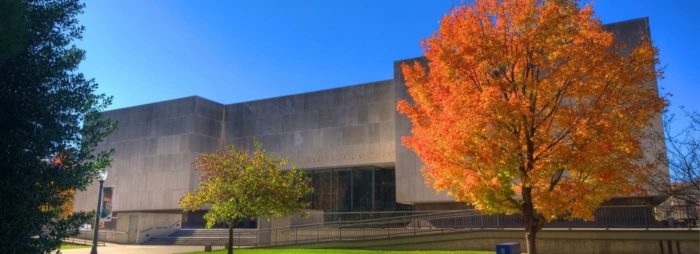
[59,243,205,254]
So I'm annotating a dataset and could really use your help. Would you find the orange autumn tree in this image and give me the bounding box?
[398,0,665,253]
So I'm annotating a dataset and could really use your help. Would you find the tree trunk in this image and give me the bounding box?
[228,220,234,254]
[522,187,543,254]
[525,224,538,254]
[522,130,543,254]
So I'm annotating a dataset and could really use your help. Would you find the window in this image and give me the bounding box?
[306,166,402,212]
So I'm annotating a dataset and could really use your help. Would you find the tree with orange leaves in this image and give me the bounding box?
[398,0,665,253]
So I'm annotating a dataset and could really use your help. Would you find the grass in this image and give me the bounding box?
[60,243,91,250]
[183,249,494,254]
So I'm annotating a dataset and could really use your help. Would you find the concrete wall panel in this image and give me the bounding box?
[74,96,225,213]
[224,80,396,169]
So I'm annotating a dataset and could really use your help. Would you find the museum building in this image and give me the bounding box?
[73,18,667,235]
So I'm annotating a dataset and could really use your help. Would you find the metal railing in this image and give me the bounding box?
[255,210,483,247]
[321,210,438,224]
[101,217,118,230]
[63,229,106,246]
[67,223,129,245]
[142,220,181,235]
[62,216,122,245]
[64,204,698,248]
[200,229,258,251]
[253,204,698,247]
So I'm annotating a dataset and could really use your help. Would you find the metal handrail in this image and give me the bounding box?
[65,229,109,246]
[142,220,181,234]
[253,209,485,247]
[250,204,699,247]
[123,204,699,248]
[291,209,477,229]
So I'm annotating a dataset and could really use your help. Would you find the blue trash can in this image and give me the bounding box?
[496,242,521,254]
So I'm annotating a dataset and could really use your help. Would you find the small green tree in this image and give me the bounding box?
[179,143,312,254]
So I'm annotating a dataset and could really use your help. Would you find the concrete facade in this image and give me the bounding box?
[393,57,453,204]
[223,80,396,169]
[73,17,668,240]
[74,97,224,212]
[73,81,401,229]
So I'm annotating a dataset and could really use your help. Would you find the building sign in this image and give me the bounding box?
[301,150,395,164]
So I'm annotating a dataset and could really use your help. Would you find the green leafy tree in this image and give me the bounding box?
[180,143,312,254]
[0,0,115,253]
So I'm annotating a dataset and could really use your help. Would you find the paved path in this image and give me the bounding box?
[59,244,206,254]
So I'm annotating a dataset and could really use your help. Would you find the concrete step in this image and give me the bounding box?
[144,237,257,246]
[145,229,258,246]
[169,229,256,237]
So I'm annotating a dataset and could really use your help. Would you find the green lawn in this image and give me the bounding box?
[60,243,90,250]
[184,249,493,254]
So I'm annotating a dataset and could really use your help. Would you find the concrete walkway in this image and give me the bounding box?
[59,243,206,254]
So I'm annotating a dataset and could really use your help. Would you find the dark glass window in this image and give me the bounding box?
[374,168,396,211]
[316,170,334,211]
[352,168,373,211]
[335,169,352,212]
[183,166,407,228]
[306,166,403,212]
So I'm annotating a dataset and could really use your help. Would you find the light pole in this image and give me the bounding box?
[90,170,108,254]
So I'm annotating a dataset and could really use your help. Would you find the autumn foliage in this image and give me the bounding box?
[398,0,665,252]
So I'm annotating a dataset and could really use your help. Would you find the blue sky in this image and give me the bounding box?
[78,0,699,129]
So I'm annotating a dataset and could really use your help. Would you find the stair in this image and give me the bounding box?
[144,228,258,246]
